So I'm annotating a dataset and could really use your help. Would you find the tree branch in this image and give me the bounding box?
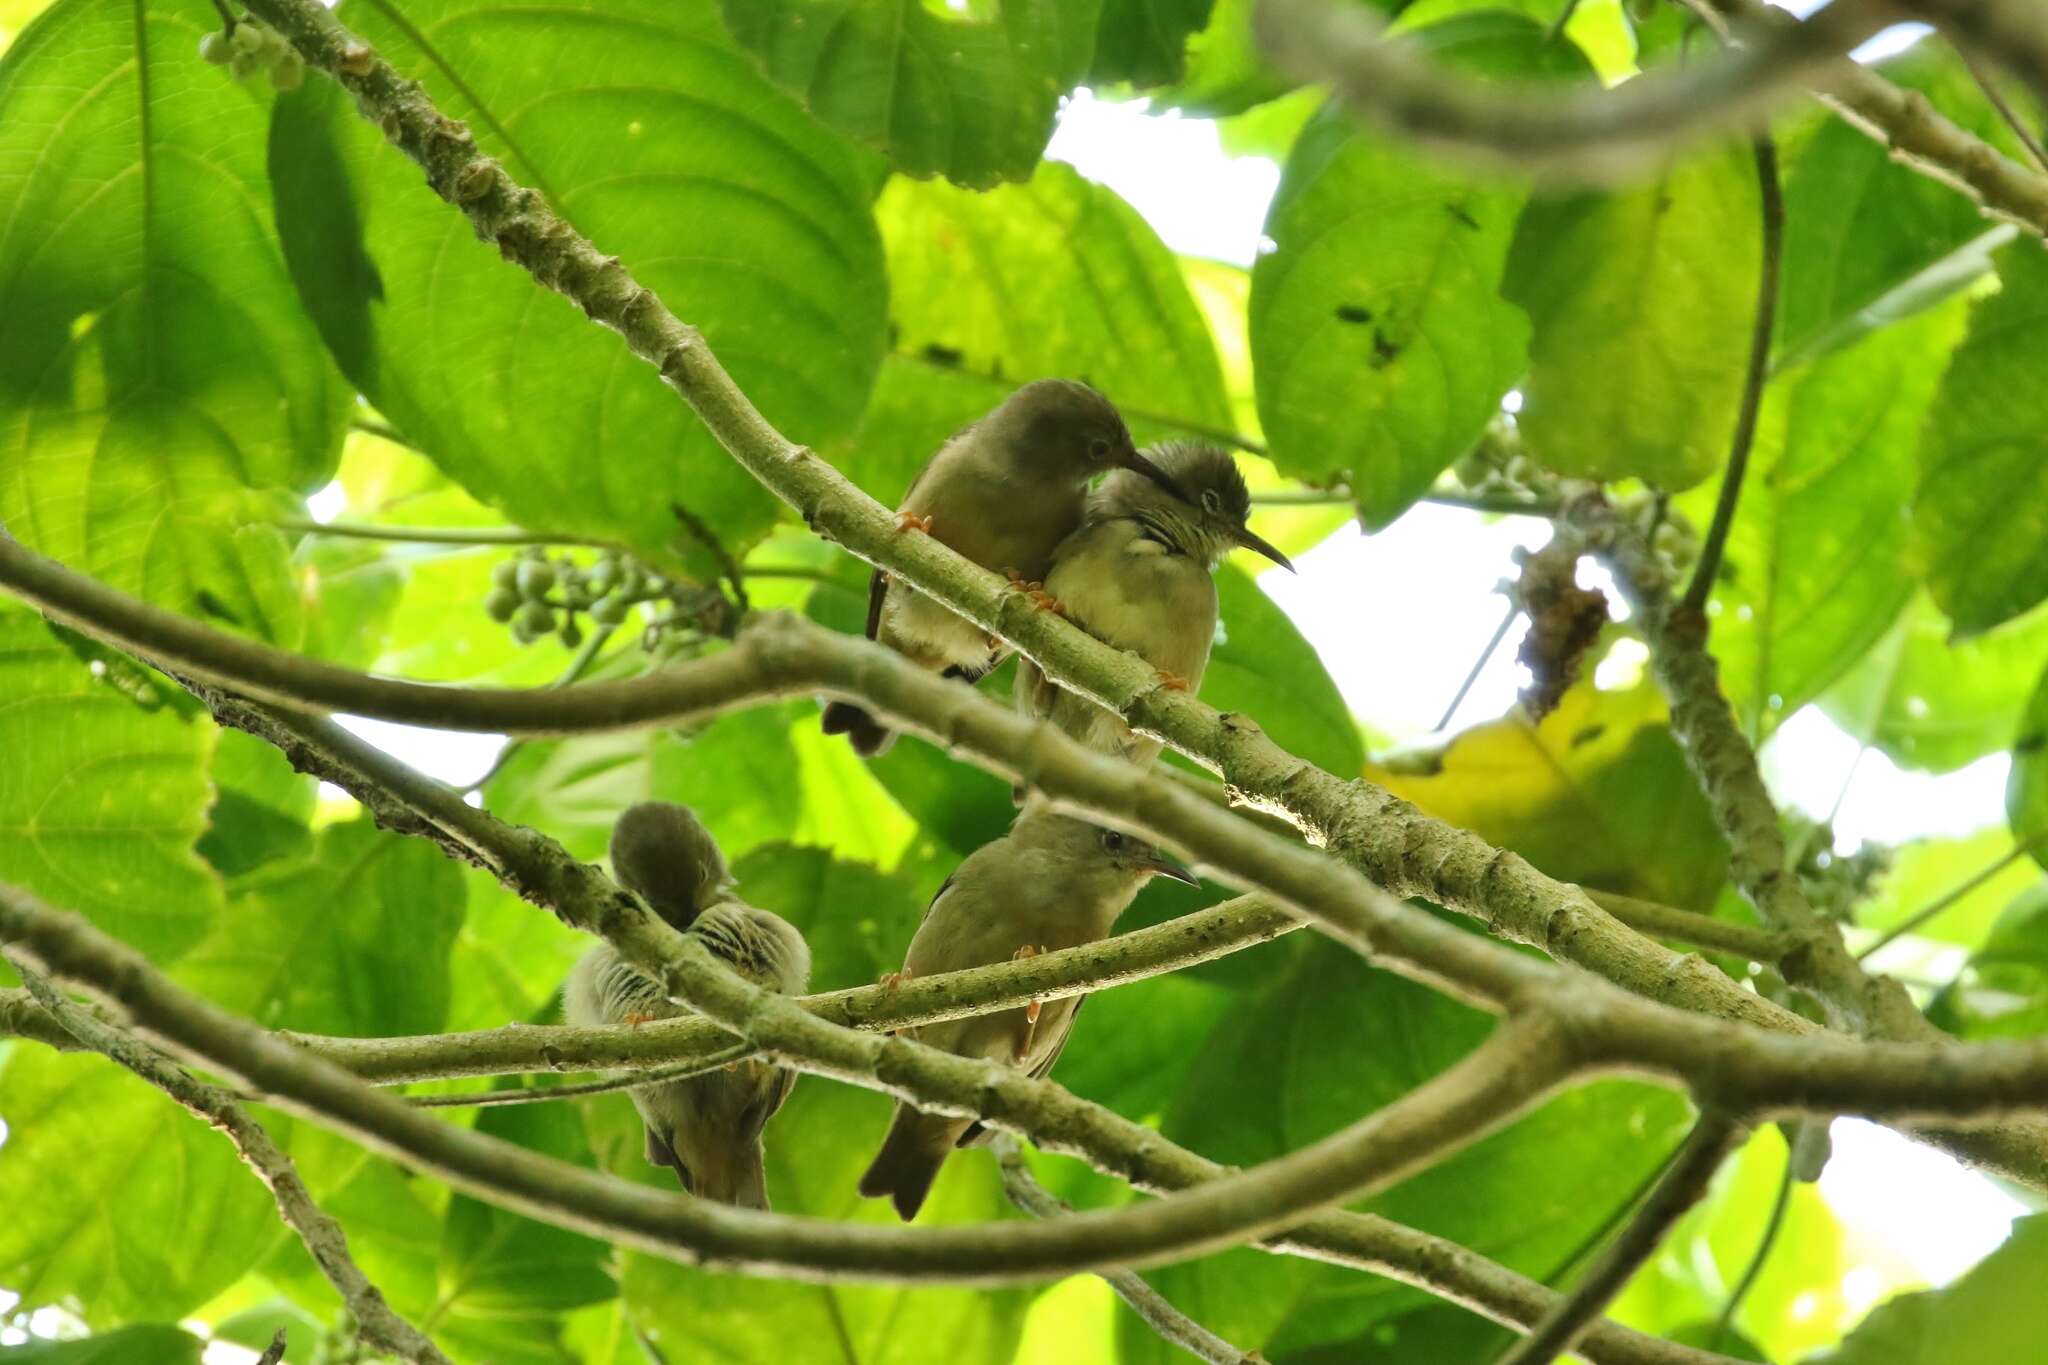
[995,1138,1265,1365]
[1706,0,2048,239]
[1904,0,2048,109]
[6,959,454,1365]
[0,879,1577,1285]
[1495,1115,1747,1365]
[1249,0,1889,178]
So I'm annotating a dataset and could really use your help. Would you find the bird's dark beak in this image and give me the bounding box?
[1231,522,1295,572]
[1141,850,1201,887]
[1121,447,1188,503]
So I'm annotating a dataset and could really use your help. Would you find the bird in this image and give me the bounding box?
[855,804,1197,1220]
[562,802,811,1209]
[1015,440,1293,767]
[821,380,1185,757]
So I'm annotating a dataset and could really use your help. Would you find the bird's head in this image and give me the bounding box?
[1093,441,1293,572]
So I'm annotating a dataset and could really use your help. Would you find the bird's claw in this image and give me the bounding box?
[1028,590,1066,616]
[879,968,913,991]
[896,512,934,534]
[1003,568,1044,594]
[1156,670,1193,692]
[622,1011,656,1029]
[1011,945,1044,1026]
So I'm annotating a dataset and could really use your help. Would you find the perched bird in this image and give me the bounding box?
[563,802,811,1210]
[856,805,1197,1220]
[822,380,1184,756]
[1016,441,1293,766]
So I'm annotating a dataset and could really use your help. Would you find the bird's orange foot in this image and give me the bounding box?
[896,512,934,534]
[1028,590,1067,616]
[879,968,914,991]
[1003,567,1044,594]
[622,1011,657,1029]
[1011,945,1045,1025]
[1156,670,1193,692]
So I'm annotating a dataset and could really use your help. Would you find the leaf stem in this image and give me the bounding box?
[1683,135,1784,618]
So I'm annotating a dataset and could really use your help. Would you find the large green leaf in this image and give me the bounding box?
[0,0,342,634]
[436,1103,615,1345]
[1912,239,2048,635]
[1124,939,1692,1359]
[1806,1215,2048,1365]
[196,728,316,879]
[1091,0,1214,85]
[1822,592,2048,774]
[1372,676,1731,911]
[846,161,1230,505]
[1203,564,1363,776]
[716,0,1099,187]
[2009,666,2048,863]
[0,611,221,961]
[0,1049,276,1325]
[275,0,887,577]
[0,1326,203,1364]
[1681,297,1965,739]
[1507,144,1762,489]
[1250,15,1584,529]
[1929,884,2048,1041]
[1859,828,2042,951]
[176,817,466,1036]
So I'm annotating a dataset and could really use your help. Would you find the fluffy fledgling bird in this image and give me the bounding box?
[821,380,1183,756]
[563,802,811,1210]
[1015,441,1293,766]
[856,805,1197,1220]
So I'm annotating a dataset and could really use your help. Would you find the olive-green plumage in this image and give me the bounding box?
[1016,441,1292,766]
[563,802,810,1209]
[855,805,1196,1220]
[822,380,1179,756]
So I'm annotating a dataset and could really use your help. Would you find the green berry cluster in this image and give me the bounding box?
[197,17,304,90]
[486,547,654,648]
[1786,814,1892,925]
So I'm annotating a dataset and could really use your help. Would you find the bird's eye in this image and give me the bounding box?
[1201,489,1222,514]
[1102,830,1126,852]
[1089,436,1112,459]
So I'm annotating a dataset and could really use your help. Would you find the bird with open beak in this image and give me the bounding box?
[1016,440,1293,768]
[856,803,1198,1220]
[821,380,1184,757]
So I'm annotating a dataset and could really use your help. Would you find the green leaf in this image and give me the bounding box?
[197,728,316,878]
[484,706,802,865]
[176,817,466,1036]
[1203,564,1364,777]
[1253,16,1585,528]
[847,161,1231,504]
[1126,939,1692,1358]
[1507,144,1763,489]
[1912,239,2048,634]
[1090,0,1214,85]
[1859,828,2041,951]
[447,867,586,1033]
[2010,666,2048,862]
[732,843,927,991]
[1806,1214,2048,1365]
[1822,592,2048,775]
[439,1104,615,1325]
[0,1326,203,1364]
[716,0,1099,187]
[276,1,886,577]
[0,611,222,961]
[620,1078,1032,1365]
[0,1049,276,1325]
[0,0,343,631]
[256,1123,443,1327]
[1680,297,1966,739]
[1930,884,2048,1040]
[1372,676,1731,911]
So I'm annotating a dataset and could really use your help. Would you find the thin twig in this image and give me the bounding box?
[1857,830,2048,961]
[996,1139,1265,1365]
[404,1044,757,1108]
[1583,890,1794,962]
[1438,597,1519,732]
[1683,136,1784,618]
[1253,0,1889,177]
[274,517,615,549]
[669,501,750,614]
[1957,42,2048,172]
[254,1329,288,1365]
[1497,1115,1747,1365]
[350,415,412,446]
[1712,1151,1794,1351]
[7,958,454,1365]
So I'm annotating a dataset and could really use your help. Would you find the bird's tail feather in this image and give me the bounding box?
[857,1108,956,1221]
[821,701,892,756]
[687,1139,772,1211]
